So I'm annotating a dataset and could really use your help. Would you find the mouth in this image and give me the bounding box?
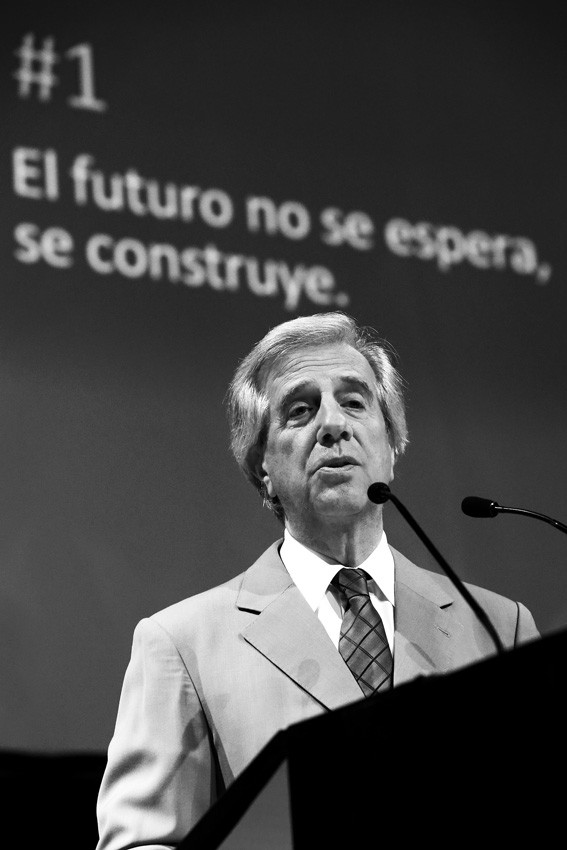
[315,457,358,472]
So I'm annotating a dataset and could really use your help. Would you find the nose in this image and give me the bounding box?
[316,399,353,446]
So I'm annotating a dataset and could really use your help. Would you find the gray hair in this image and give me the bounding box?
[226,311,408,521]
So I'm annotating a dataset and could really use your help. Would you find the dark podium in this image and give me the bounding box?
[178,628,565,848]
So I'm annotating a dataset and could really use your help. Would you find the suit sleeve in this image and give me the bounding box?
[96,618,216,850]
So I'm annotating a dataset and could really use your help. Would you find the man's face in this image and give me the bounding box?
[260,343,395,528]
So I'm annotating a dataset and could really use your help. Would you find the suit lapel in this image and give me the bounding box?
[236,541,464,704]
[238,541,363,710]
[392,547,463,685]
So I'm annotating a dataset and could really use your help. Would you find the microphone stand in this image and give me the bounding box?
[463,497,567,535]
[499,506,567,533]
[368,483,505,655]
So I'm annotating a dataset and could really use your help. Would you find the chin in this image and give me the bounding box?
[314,492,365,518]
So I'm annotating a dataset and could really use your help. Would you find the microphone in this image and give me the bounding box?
[368,482,504,655]
[462,496,567,535]
[461,496,499,518]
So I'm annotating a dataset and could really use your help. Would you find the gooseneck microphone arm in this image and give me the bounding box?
[368,483,505,655]
[461,496,567,535]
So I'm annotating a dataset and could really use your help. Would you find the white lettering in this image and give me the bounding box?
[83,236,338,310]
[246,196,279,234]
[304,266,336,304]
[86,234,114,273]
[384,218,550,282]
[320,208,374,249]
[199,189,233,228]
[277,202,310,240]
[13,147,59,200]
[14,222,73,267]
[384,218,413,256]
[246,196,310,239]
[114,238,148,278]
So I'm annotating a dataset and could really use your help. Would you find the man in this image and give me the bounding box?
[96,311,539,849]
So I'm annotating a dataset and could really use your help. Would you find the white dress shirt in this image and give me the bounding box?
[279,528,395,656]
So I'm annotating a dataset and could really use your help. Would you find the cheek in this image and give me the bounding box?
[263,437,294,481]
[268,433,297,461]
[369,431,394,470]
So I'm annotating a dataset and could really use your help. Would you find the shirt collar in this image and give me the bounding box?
[280,527,395,612]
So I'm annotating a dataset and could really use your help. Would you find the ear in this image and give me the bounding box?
[388,445,396,482]
[251,445,276,500]
[259,459,276,499]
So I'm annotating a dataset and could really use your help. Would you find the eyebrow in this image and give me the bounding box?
[276,375,375,415]
[339,375,375,400]
[276,380,314,416]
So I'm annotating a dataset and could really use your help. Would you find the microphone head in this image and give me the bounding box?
[367,482,391,504]
[461,496,500,518]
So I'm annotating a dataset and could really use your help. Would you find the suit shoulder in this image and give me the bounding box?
[392,545,520,613]
[148,539,284,633]
[150,570,246,632]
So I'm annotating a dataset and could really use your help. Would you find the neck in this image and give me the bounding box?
[285,510,383,567]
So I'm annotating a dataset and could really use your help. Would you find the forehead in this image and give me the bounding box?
[264,343,377,404]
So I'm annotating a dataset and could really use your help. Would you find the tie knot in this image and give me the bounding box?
[334,568,371,604]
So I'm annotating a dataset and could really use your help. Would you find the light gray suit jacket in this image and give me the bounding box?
[96,541,540,850]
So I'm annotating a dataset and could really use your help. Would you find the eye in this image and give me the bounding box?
[343,396,366,410]
[288,402,312,420]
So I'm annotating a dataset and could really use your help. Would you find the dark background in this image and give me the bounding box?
[2,0,566,768]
